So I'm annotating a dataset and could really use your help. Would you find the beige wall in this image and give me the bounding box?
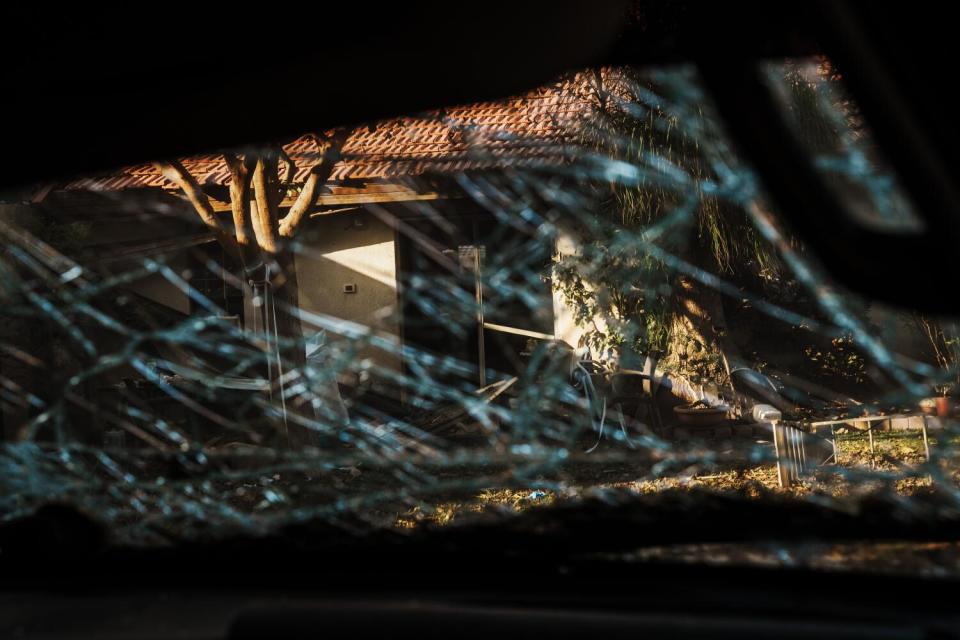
[295,210,402,374]
[552,230,610,354]
[552,231,579,349]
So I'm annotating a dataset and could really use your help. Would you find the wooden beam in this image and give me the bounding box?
[482,321,555,342]
[314,190,446,207]
[809,413,919,427]
[208,189,449,212]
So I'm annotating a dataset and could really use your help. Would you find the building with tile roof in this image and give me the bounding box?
[29,77,601,406]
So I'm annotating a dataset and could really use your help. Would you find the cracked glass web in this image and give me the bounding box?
[1,60,958,565]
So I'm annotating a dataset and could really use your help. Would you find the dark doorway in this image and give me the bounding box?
[396,207,555,397]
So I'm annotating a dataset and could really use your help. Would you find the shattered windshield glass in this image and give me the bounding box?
[2,60,958,573]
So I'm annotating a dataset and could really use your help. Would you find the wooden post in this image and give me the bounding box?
[830,424,838,464]
[473,244,486,388]
[793,424,806,475]
[772,422,801,488]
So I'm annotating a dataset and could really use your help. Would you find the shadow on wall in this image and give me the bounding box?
[294,210,402,385]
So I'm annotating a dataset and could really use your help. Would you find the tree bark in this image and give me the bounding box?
[223,153,256,250]
[674,274,738,377]
[668,231,743,397]
[251,152,281,254]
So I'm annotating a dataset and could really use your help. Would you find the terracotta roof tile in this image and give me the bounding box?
[63,78,596,192]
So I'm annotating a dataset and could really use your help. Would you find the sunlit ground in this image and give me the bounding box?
[378,429,960,576]
[393,431,957,529]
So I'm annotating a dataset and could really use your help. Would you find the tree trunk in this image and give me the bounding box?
[667,230,740,382]
[160,137,351,449]
[270,250,305,371]
[673,273,737,382]
[261,247,349,449]
[262,249,310,447]
[668,233,798,416]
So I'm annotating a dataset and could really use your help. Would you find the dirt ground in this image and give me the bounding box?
[389,429,956,528]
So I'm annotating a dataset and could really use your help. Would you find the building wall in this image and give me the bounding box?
[294,209,402,376]
[551,230,608,355]
[552,229,584,351]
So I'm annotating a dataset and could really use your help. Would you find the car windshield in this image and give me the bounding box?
[2,57,958,575]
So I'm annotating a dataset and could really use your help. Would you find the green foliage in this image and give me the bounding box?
[553,68,782,366]
[552,241,672,357]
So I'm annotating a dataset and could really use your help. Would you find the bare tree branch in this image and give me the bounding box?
[154,160,238,255]
[154,160,223,231]
[223,153,256,248]
[251,150,281,253]
[278,128,349,238]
